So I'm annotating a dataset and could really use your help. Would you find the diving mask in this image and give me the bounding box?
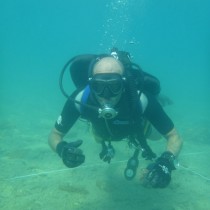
[89,73,125,99]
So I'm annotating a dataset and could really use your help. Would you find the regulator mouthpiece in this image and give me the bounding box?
[98,105,118,119]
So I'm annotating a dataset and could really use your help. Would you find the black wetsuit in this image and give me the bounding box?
[55,89,174,141]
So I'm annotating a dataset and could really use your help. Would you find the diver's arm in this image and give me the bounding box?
[48,128,65,152]
[164,127,183,157]
[48,90,82,152]
[143,127,183,188]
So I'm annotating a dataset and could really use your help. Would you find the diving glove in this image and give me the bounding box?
[56,140,85,168]
[145,151,176,188]
[99,143,115,164]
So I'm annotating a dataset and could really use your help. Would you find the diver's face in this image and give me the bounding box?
[90,57,125,107]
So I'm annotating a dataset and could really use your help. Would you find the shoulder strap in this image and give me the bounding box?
[74,85,90,112]
[81,85,90,103]
[140,93,148,113]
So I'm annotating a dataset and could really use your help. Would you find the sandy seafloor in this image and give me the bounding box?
[0,97,210,210]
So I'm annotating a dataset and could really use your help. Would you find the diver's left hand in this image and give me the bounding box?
[144,151,176,188]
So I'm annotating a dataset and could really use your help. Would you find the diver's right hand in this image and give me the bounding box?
[56,140,85,168]
[99,143,115,164]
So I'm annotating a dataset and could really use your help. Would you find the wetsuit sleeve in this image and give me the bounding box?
[55,90,80,134]
[144,93,174,135]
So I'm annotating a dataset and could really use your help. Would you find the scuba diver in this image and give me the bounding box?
[48,48,183,188]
